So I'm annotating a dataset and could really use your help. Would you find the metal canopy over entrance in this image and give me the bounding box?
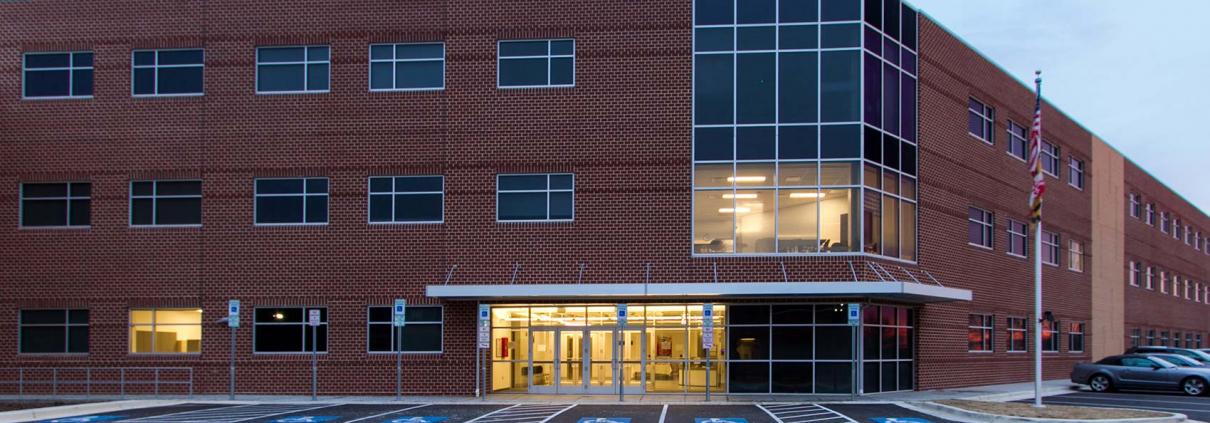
[427,281,972,303]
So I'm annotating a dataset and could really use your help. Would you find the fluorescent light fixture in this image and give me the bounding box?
[722,193,758,199]
[719,207,752,213]
[789,192,825,199]
[727,176,767,183]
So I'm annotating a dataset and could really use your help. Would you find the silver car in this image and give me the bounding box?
[1071,354,1210,396]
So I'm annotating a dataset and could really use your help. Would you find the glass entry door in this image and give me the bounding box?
[528,327,642,394]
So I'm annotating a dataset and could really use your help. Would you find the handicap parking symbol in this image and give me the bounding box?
[870,418,931,423]
[695,419,748,423]
[388,417,449,423]
[43,417,125,423]
[270,416,340,423]
[577,418,631,423]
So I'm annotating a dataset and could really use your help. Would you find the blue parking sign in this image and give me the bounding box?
[695,419,747,423]
[270,416,339,423]
[578,418,632,423]
[388,417,449,423]
[42,417,125,423]
[870,418,932,423]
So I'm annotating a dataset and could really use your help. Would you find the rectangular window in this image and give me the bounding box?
[369,43,445,91]
[1172,275,1181,298]
[254,307,327,353]
[1185,226,1192,245]
[1174,332,1182,348]
[497,174,574,221]
[1130,328,1140,348]
[1007,317,1027,352]
[1128,261,1141,287]
[967,98,994,144]
[968,207,993,249]
[132,49,204,96]
[1146,329,1155,346]
[1007,219,1027,257]
[20,182,91,228]
[23,51,93,98]
[1160,331,1169,346]
[968,314,993,352]
[1146,266,1154,290]
[1173,218,1182,240]
[1042,320,1060,352]
[129,308,202,353]
[130,180,202,226]
[1067,157,1084,190]
[1041,231,1060,266]
[1040,141,1059,177]
[367,305,443,353]
[1068,240,1084,272]
[256,46,330,93]
[368,176,443,223]
[1185,279,1192,300]
[1145,203,1154,225]
[20,309,88,354]
[1068,322,1085,353]
[1128,193,1140,218]
[1160,271,1168,294]
[254,178,328,225]
[498,39,575,88]
[1160,211,1169,234]
[1007,121,1027,160]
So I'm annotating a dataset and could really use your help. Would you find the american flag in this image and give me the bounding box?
[1026,73,1045,223]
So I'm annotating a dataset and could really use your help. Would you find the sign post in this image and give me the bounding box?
[227,300,240,400]
[477,304,490,400]
[394,299,407,401]
[702,303,714,402]
[309,309,321,401]
[616,304,627,402]
[848,303,860,400]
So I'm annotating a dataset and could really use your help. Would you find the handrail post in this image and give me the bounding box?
[154,368,160,397]
[18,368,24,400]
[52,368,58,396]
[87,368,92,397]
[189,368,194,398]
[120,368,125,398]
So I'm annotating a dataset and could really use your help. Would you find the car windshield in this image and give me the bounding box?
[1189,350,1210,362]
[1149,357,1178,368]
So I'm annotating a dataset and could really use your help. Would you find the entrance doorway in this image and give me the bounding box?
[527,327,644,394]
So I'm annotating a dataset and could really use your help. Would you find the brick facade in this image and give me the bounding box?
[0,1,1206,396]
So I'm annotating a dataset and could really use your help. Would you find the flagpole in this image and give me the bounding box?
[1032,70,1044,408]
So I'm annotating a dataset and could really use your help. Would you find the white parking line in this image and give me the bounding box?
[756,404,786,423]
[784,416,847,423]
[467,404,575,423]
[345,403,432,423]
[539,404,576,423]
[760,403,855,423]
[812,405,857,423]
[466,404,522,423]
[659,404,669,423]
[123,403,341,423]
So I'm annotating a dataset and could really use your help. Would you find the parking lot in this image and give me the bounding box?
[29,401,957,423]
[1015,389,1210,421]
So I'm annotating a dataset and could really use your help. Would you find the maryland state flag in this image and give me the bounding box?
[1026,73,1045,224]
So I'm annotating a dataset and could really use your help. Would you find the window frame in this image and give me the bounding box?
[253,177,330,226]
[366,305,444,354]
[968,314,994,353]
[18,309,89,355]
[1128,193,1140,219]
[1039,140,1060,178]
[496,39,576,89]
[1146,266,1154,290]
[1041,230,1060,267]
[367,175,445,224]
[1160,271,1169,294]
[255,45,331,94]
[367,42,446,92]
[1042,319,1060,353]
[19,182,91,229]
[22,51,94,100]
[130,48,205,97]
[967,97,994,144]
[496,173,575,222]
[1068,322,1085,353]
[1067,156,1084,190]
[1068,239,1084,273]
[252,306,329,354]
[1145,203,1155,226]
[128,307,202,355]
[1128,261,1141,287]
[1006,219,1027,258]
[1006,120,1027,161]
[129,180,203,227]
[1007,316,1028,353]
[1130,328,1140,348]
[967,207,994,250]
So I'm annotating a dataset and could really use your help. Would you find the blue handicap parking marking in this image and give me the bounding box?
[42,417,125,423]
[870,418,932,423]
[577,418,631,423]
[694,419,747,423]
[387,417,449,423]
[270,416,340,423]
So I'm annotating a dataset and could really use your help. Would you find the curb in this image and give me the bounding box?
[962,384,1084,402]
[903,400,1188,423]
[0,400,185,423]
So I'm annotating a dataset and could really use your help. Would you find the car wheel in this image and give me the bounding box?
[1183,377,1207,396]
[1089,374,1112,392]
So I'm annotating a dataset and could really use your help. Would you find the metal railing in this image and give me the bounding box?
[0,367,193,399]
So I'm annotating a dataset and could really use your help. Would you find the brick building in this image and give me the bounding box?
[0,0,1206,397]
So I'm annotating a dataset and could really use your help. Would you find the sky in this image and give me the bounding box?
[907,0,1210,214]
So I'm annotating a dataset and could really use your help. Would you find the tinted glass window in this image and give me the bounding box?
[132,49,204,96]
[367,306,443,352]
[24,52,93,98]
[130,180,202,226]
[20,309,89,354]
[21,182,90,227]
[255,178,328,224]
[369,176,443,223]
[498,39,574,88]
[370,43,444,91]
[497,174,574,221]
[254,307,327,352]
[256,46,329,93]
[820,50,860,122]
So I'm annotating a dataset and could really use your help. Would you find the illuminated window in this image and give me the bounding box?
[1042,320,1060,352]
[129,308,202,353]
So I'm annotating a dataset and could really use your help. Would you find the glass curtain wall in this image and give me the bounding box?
[861,304,914,393]
[693,0,918,260]
[727,303,855,393]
